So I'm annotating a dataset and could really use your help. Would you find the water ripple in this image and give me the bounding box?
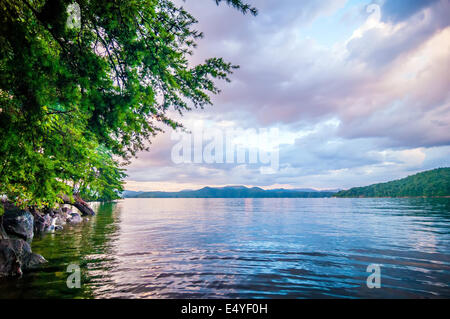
[0,198,449,298]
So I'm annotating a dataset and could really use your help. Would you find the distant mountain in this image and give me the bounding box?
[293,188,342,193]
[123,186,338,198]
[270,188,318,192]
[121,190,143,197]
[335,167,450,198]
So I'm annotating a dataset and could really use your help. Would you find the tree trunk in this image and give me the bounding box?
[62,194,95,216]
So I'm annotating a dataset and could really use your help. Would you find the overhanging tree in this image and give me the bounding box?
[0,0,256,212]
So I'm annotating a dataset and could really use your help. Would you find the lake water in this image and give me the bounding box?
[0,198,449,298]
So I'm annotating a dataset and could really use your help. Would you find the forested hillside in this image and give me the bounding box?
[335,168,450,198]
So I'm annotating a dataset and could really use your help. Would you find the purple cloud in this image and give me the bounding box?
[125,0,450,191]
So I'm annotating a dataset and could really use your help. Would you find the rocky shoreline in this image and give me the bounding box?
[0,200,93,278]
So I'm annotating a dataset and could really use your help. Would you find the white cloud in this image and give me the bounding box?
[125,0,450,190]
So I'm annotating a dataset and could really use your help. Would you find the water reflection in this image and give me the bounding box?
[0,198,449,298]
[0,202,121,298]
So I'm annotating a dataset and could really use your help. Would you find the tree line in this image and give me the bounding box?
[335,168,450,198]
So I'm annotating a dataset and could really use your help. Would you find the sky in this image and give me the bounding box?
[125,0,450,192]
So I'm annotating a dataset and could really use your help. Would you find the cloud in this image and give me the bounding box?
[347,0,450,67]
[125,0,450,190]
[380,0,441,23]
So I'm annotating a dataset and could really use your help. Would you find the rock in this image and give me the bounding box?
[0,221,8,240]
[54,214,67,226]
[67,212,82,224]
[0,227,7,240]
[42,214,52,228]
[61,207,72,214]
[0,238,47,277]
[52,207,62,215]
[32,213,46,235]
[32,212,55,235]
[47,207,62,218]
[46,217,59,232]
[23,251,47,269]
[3,206,34,242]
[0,240,21,277]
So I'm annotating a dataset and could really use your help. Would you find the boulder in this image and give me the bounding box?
[67,212,82,224]
[24,251,47,269]
[54,213,68,226]
[0,238,47,277]
[42,214,52,227]
[2,206,34,242]
[61,207,73,214]
[0,240,21,277]
[0,220,7,240]
[33,212,61,234]
[32,212,46,235]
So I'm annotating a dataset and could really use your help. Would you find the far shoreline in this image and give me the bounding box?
[119,196,450,199]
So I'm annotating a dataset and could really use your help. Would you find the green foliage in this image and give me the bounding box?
[214,0,258,15]
[335,168,450,198]
[0,0,253,207]
[77,145,126,201]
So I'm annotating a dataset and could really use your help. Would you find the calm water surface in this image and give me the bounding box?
[0,198,449,298]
